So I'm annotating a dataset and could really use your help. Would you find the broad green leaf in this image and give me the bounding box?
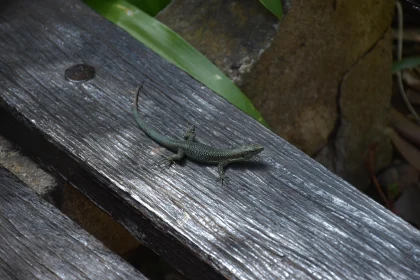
[392,56,420,73]
[84,0,268,126]
[259,0,283,19]
[125,0,170,16]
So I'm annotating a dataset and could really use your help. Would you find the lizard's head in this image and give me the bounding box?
[237,144,264,159]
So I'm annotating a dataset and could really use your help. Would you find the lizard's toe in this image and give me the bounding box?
[155,158,176,168]
[216,175,230,186]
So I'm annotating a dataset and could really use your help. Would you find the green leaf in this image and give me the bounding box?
[125,0,170,16]
[387,182,400,197]
[392,56,420,73]
[259,0,283,19]
[84,0,268,126]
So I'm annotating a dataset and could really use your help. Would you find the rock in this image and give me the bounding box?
[157,0,285,86]
[0,135,58,202]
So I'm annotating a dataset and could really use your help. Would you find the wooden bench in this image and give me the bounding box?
[0,165,147,280]
[1,0,420,279]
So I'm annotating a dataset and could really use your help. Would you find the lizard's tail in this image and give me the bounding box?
[133,81,145,116]
[132,81,149,134]
[132,82,175,147]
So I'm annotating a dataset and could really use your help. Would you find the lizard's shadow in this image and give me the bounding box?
[225,160,269,173]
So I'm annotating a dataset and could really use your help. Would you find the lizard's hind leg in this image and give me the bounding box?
[183,123,196,141]
[216,161,230,186]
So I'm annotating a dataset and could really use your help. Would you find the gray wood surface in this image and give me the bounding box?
[0,0,419,279]
[0,165,147,280]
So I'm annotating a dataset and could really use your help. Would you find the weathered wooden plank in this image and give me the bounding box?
[0,165,147,280]
[0,0,420,279]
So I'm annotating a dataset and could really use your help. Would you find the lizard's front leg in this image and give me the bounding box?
[216,161,230,186]
[157,149,185,167]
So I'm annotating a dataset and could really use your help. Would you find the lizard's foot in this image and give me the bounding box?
[183,123,196,141]
[155,157,178,168]
[216,174,230,187]
[186,123,195,134]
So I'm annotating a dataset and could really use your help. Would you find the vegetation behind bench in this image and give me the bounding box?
[0,0,419,279]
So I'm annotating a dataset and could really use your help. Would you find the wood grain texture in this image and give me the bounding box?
[0,165,147,280]
[0,0,419,279]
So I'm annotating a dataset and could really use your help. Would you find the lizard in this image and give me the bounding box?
[132,81,264,185]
